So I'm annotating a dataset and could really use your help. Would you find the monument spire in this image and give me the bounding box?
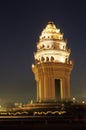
[32,21,73,102]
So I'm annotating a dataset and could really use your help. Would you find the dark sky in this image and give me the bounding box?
[0,0,86,104]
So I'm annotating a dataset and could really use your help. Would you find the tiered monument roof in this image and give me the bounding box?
[34,21,71,64]
[39,21,63,41]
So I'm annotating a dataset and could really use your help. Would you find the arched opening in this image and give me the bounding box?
[55,79,61,101]
[41,57,45,62]
[46,57,49,62]
[51,56,54,61]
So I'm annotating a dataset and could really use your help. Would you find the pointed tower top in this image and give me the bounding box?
[39,21,63,41]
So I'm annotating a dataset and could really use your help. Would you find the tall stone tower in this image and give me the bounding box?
[32,21,73,102]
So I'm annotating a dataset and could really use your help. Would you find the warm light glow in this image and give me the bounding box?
[34,110,66,115]
[32,64,34,68]
[72,97,76,101]
[72,97,76,103]
[82,101,85,104]
[30,100,33,104]
[39,21,63,41]
[34,21,71,64]
[32,21,73,101]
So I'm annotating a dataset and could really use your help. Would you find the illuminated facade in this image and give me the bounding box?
[32,22,73,102]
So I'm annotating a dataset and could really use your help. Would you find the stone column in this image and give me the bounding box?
[66,76,70,99]
[51,78,55,100]
[37,81,39,101]
[38,79,41,101]
[44,75,49,101]
[40,76,44,101]
[61,78,66,100]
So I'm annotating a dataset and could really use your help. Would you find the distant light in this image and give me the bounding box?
[72,97,76,101]
[82,101,85,104]
[32,64,34,68]
[72,97,76,103]
[30,100,33,104]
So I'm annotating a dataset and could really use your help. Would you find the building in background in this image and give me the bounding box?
[32,22,73,102]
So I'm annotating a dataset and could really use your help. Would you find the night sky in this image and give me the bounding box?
[0,0,86,104]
